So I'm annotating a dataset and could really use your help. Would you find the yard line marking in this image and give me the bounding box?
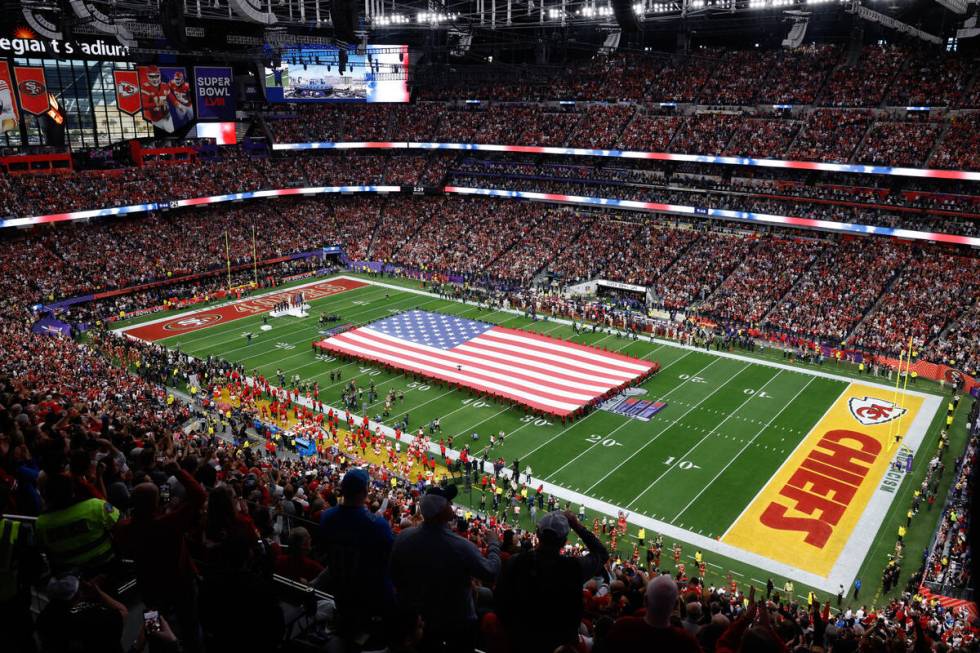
[670,376,815,522]
[514,349,696,464]
[473,419,533,458]
[627,370,784,508]
[543,356,724,482]
[717,385,842,542]
[451,405,511,439]
[582,361,752,495]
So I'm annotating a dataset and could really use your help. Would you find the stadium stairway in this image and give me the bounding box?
[527,210,599,283]
[850,119,877,166]
[255,115,275,145]
[925,120,954,169]
[759,238,829,326]
[843,260,908,343]
[359,200,387,261]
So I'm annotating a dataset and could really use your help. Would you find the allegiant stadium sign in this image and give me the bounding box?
[0,35,129,59]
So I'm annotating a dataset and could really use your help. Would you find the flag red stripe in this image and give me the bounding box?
[320,337,581,414]
[491,325,653,370]
[329,330,594,403]
[338,329,601,399]
[466,333,641,381]
[449,341,623,389]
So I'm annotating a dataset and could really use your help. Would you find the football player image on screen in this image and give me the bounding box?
[140,66,175,132]
[168,70,194,122]
[0,78,17,133]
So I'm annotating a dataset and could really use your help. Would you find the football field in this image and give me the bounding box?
[118,274,944,595]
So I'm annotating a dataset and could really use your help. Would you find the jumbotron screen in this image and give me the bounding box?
[264,44,409,103]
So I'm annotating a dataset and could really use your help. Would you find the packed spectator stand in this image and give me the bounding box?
[1,39,979,653]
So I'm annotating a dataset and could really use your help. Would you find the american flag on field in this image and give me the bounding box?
[315,310,657,416]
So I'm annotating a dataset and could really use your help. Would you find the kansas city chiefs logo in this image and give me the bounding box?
[163,314,222,331]
[18,80,45,96]
[116,81,138,97]
[848,396,907,427]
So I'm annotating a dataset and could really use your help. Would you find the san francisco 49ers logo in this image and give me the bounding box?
[18,79,45,96]
[163,314,223,331]
[848,396,907,427]
[115,81,138,97]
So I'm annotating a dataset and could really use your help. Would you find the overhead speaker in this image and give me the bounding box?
[610,0,640,32]
[330,0,358,44]
[160,0,187,48]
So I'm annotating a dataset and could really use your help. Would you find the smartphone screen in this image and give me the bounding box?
[144,610,160,633]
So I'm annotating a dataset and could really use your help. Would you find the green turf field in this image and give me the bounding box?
[119,273,954,602]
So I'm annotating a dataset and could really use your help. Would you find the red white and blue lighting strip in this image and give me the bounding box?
[0,186,402,229]
[271,141,980,182]
[442,186,980,247]
[2,183,978,248]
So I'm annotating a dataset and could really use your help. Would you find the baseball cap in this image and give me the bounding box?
[420,484,458,520]
[340,467,369,494]
[537,511,570,540]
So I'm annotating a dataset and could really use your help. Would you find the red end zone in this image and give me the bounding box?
[122,278,366,342]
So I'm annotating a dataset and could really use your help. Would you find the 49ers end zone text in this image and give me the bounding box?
[122,278,366,342]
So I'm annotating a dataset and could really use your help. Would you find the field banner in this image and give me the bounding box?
[136,66,194,133]
[112,70,141,115]
[723,383,925,577]
[0,62,19,132]
[194,66,234,121]
[13,66,48,115]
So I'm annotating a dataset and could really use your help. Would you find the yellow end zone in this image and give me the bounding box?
[722,383,925,578]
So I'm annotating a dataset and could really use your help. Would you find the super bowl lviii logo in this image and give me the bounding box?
[848,396,907,427]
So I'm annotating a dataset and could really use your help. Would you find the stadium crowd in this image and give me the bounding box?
[2,35,980,653]
[1,302,977,652]
[1,185,979,373]
[694,237,825,325]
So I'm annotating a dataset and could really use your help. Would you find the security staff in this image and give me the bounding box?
[35,474,119,575]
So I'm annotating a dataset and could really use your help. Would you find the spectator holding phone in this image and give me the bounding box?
[36,575,127,653]
[114,456,207,652]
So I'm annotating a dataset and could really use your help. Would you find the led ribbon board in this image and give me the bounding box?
[3,184,977,248]
[271,141,980,182]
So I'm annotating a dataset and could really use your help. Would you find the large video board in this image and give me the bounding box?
[264,44,409,103]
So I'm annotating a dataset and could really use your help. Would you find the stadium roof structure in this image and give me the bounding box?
[4,0,977,65]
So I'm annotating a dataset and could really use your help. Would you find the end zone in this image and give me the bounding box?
[722,382,941,585]
[120,278,366,342]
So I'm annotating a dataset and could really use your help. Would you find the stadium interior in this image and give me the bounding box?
[0,0,978,651]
